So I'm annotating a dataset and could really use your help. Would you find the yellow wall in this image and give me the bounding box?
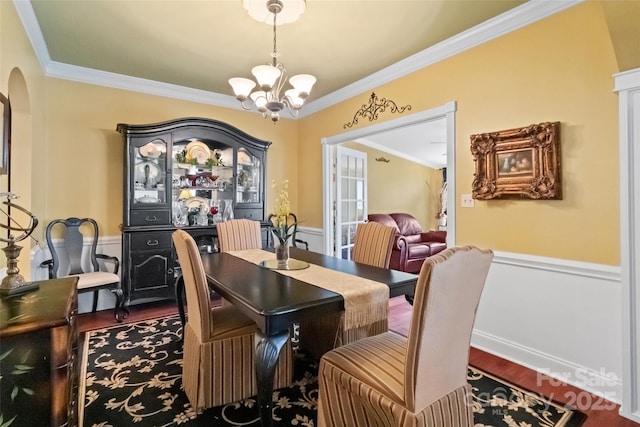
[1,1,624,271]
[298,2,620,265]
[40,79,299,238]
[1,1,47,277]
[343,141,442,230]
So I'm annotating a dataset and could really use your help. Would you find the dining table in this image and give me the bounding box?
[180,246,418,427]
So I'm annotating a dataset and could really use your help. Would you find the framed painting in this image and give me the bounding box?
[470,122,561,200]
[0,92,9,175]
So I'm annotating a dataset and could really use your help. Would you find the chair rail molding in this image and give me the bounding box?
[616,67,640,422]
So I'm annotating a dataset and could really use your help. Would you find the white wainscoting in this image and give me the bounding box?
[296,227,623,401]
[30,230,623,401]
[474,251,622,403]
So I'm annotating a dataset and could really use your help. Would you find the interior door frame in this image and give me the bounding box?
[321,101,457,255]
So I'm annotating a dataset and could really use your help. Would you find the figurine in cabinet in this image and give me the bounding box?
[116,118,271,309]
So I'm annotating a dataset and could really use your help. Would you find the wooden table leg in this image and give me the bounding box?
[254,328,289,427]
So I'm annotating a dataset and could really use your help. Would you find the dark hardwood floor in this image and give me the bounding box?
[79,296,638,426]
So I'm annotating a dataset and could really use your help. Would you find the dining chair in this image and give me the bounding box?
[351,220,396,268]
[172,230,293,411]
[40,217,127,321]
[216,218,262,251]
[316,246,494,427]
[299,220,397,358]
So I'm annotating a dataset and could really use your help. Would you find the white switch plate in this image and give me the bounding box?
[461,194,475,208]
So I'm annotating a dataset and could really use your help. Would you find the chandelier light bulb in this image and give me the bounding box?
[228,77,256,100]
[252,65,282,90]
[250,91,268,112]
[285,89,304,109]
[289,74,316,98]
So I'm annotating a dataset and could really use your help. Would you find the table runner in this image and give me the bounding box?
[228,249,389,330]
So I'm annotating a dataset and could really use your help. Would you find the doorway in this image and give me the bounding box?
[321,101,457,255]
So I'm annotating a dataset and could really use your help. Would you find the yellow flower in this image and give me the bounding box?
[271,180,295,245]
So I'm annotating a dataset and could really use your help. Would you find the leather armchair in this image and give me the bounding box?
[367,213,447,274]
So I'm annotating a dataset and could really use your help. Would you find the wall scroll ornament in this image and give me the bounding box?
[470,122,561,200]
[343,92,412,129]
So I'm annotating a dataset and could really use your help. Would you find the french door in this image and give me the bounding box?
[335,146,367,259]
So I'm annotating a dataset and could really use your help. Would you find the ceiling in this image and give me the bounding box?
[23,0,537,166]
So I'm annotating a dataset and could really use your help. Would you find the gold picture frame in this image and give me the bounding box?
[470,122,561,200]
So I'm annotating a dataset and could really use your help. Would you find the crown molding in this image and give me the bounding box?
[300,0,583,116]
[14,0,583,115]
[354,137,445,169]
[614,68,640,92]
[46,61,241,108]
[13,0,51,69]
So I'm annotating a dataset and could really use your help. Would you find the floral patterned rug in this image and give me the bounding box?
[79,315,586,427]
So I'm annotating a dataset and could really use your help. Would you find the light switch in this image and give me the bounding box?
[461,194,475,208]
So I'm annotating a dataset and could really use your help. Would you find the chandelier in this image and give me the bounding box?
[229,0,316,123]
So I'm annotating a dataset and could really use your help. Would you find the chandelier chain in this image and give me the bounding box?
[272,11,278,64]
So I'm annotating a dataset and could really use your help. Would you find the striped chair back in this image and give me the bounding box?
[351,221,396,268]
[216,219,262,252]
[172,230,213,340]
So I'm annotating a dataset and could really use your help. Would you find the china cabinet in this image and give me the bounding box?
[117,118,271,308]
[0,277,79,427]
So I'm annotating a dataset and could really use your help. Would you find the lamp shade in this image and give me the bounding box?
[252,65,282,90]
[289,74,316,97]
[285,89,304,109]
[229,78,256,98]
[250,91,268,112]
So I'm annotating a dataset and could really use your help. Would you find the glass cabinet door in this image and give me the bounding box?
[132,137,169,207]
[171,140,234,226]
[236,148,262,205]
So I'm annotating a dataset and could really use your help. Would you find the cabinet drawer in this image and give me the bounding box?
[130,210,171,226]
[130,232,173,251]
[234,208,264,221]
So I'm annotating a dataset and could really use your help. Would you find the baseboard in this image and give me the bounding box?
[472,326,622,404]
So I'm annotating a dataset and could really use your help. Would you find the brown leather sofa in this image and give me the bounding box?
[367,213,447,274]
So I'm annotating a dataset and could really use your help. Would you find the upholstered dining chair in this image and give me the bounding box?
[299,220,397,358]
[172,230,293,412]
[41,217,127,321]
[216,218,262,252]
[317,246,494,427]
[351,220,397,268]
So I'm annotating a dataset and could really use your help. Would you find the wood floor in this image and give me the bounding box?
[79,296,638,427]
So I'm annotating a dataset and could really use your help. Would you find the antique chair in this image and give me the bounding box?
[267,212,309,250]
[172,230,293,411]
[317,246,494,427]
[300,221,396,358]
[216,218,262,251]
[41,217,126,321]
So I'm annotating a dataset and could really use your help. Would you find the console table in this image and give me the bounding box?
[0,277,79,427]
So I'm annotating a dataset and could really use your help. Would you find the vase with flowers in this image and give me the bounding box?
[270,180,295,268]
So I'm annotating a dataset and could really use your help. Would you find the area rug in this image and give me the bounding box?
[79,315,586,427]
